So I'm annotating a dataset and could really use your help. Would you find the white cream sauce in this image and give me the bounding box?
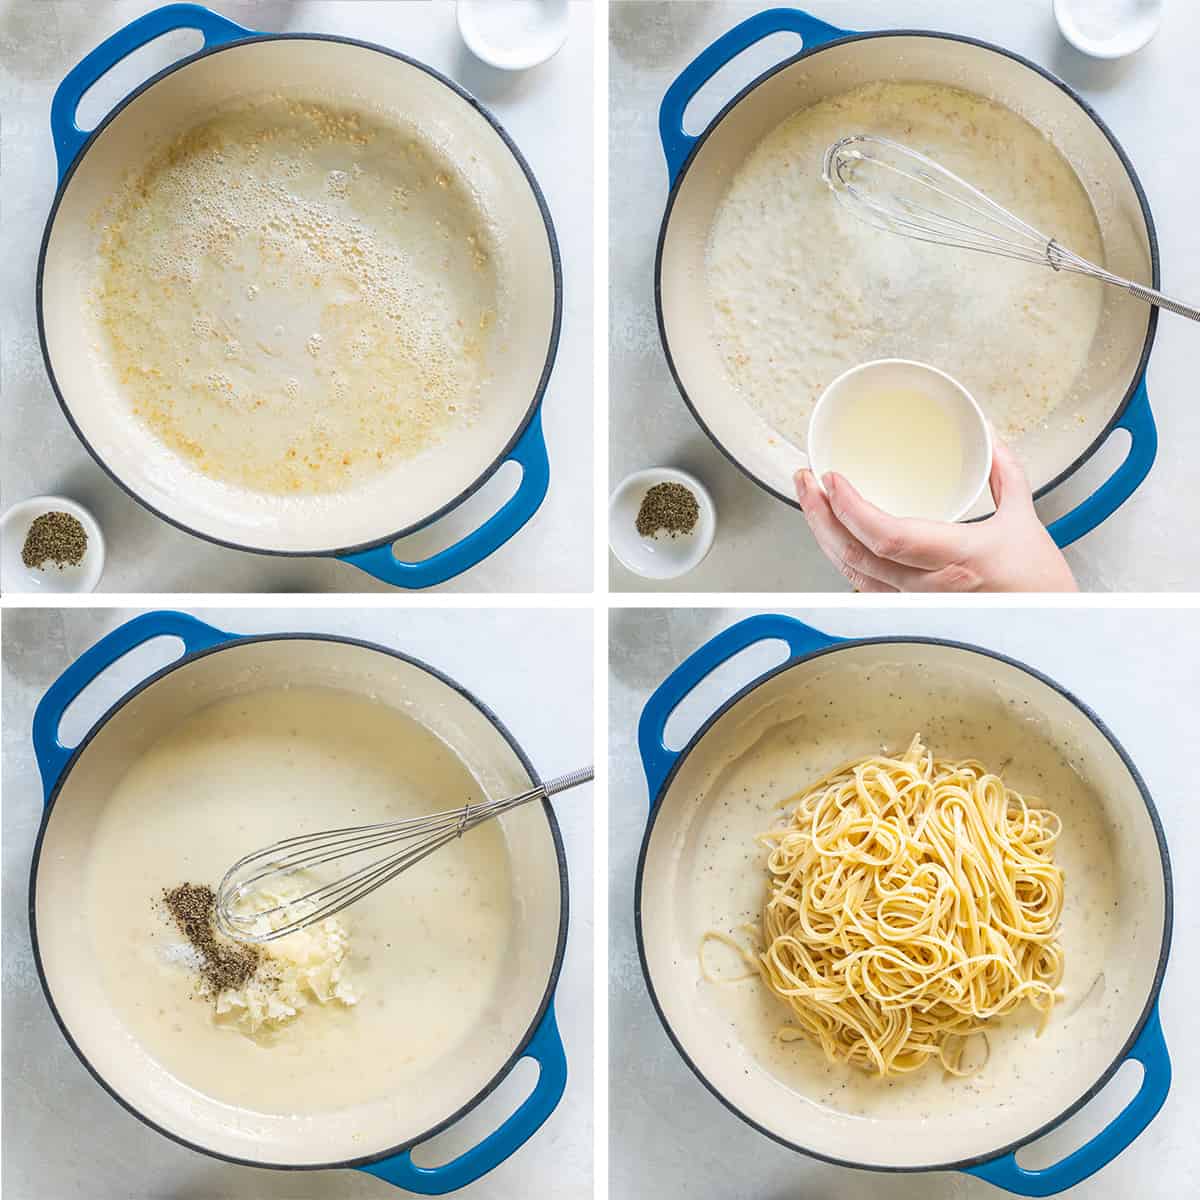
[91,95,503,496]
[83,687,513,1115]
[706,81,1105,449]
[677,670,1121,1122]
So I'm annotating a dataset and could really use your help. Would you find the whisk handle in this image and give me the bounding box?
[360,1004,567,1194]
[542,766,595,797]
[659,8,848,184]
[1045,378,1157,549]
[32,611,234,803]
[1122,280,1200,323]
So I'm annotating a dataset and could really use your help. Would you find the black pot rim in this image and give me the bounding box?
[28,629,569,1173]
[654,27,1160,515]
[634,633,1173,1174]
[36,31,563,559]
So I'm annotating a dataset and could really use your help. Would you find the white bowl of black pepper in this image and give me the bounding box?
[0,495,105,593]
[609,467,716,580]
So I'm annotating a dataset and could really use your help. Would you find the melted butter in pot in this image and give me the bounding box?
[91,97,503,496]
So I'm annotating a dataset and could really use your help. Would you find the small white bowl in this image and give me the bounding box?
[1053,0,1163,59]
[457,0,568,71]
[1,495,105,593]
[609,468,715,581]
[808,359,992,523]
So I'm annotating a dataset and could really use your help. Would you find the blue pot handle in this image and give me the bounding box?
[32,610,234,803]
[51,3,252,180]
[966,1004,1170,1196]
[659,7,848,184]
[638,614,842,805]
[360,1002,567,1194]
[1045,379,1156,548]
[340,410,550,590]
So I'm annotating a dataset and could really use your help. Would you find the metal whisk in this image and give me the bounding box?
[823,134,1200,323]
[214,766,593,944]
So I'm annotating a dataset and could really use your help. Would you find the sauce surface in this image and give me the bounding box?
[673,668,1122,1125]
[84,687,514,1115]
[706,81,1105,451]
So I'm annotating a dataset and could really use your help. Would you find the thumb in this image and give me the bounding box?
[988,437,1035,516]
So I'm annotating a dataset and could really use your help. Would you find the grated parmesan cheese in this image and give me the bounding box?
[213,883,359,1034]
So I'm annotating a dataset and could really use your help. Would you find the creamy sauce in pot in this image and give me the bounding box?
[91,96,504,496]
[673,668,1121,1123]
[83,687,514,1115]
[706,82,1105,449]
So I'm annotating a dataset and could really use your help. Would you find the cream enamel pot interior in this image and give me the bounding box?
[29,612,567,1194]
[655,8,1159,548]
[37,4,560,589]
[635,615,1172,1197]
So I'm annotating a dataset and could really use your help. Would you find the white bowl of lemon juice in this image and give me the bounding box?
[808,359,992,523]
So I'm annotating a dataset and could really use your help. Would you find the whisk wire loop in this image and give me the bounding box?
[823,134,1200,323]
[213,766,593,944]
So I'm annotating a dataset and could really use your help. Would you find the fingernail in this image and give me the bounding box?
[794,470,809,500]
[822,472,837,495]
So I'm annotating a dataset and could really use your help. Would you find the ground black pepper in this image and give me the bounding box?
[21,511,88,570]
[635,481,700,539]
[162,882,260,994]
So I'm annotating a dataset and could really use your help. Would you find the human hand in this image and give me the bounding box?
[796,438,1078,593]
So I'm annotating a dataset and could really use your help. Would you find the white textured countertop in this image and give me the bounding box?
[609,0,1200,592]
[609,605,1199,1197]
[1,606,593,1199]
[0,0,593,593]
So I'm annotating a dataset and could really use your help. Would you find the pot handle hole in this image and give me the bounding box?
[1045,378,1157,548]
[637,614,842,806]
[32,610,233,803]
[965,1004,1171,1197]
[51,2,252,179]
[340,409,550,590]
[659,7,848,185]
[359,1002,567,1195]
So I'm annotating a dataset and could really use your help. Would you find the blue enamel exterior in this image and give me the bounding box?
[32,609,235,801]
[637,614,1171,1194]
[657,8,1158,547]
[636,612,842,802]
[32,610,567,1192]
[340,409,550,589]
[965,1005,1171,1195]
[1046,378,1157,548]
[45,4,554,589]
[658,7,847,183]
[51,3,251,180]
[361,1004,568,1195]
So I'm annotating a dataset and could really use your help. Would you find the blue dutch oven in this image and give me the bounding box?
[29,612,568,1193]
[37,5,560,587]
[635,614,1172,1195]
[656,8,1159,547]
